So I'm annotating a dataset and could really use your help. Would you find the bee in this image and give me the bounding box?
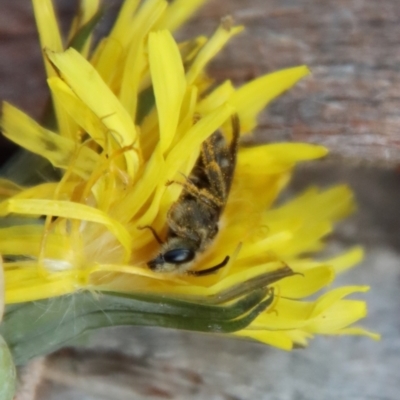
[145,114,240,276]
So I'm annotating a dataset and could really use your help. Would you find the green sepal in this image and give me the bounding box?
[136,86,155,124]
[0,288,273,366]
[201,265,295,304]
[68,8,104,52]
[0,335,16,400]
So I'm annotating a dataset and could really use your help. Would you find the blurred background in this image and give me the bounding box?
[1,1,399,399]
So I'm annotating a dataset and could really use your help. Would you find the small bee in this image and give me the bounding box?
[145,114,240,276]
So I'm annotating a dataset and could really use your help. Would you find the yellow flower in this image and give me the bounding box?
[0,0,378,352]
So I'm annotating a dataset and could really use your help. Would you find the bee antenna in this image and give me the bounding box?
[137,225,164,244]
[188,255,230,277]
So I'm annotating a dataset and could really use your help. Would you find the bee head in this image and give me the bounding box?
[147,237,197,273]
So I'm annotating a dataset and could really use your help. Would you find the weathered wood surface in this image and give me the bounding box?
[186,0,400,167]
[1,2,400,400]
[1,0,400,166]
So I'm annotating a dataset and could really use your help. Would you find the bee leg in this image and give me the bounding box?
[166,179,223,208]
[137,225,164,244]
[200,158,227,201]
[200,134,229,202]
[187,255,230,276]
[229,114,240,159]
[200,114,240,202]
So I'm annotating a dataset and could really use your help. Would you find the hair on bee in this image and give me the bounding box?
[142,114,240,275]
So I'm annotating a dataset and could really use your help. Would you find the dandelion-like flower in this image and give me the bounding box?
[0,0,377,366]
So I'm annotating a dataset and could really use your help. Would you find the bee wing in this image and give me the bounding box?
[199,114,240,201]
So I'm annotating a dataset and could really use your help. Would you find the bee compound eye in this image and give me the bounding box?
[163,248,195,264]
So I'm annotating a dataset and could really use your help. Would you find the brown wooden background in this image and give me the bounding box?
[1,0,400,166]
[1,1,400,400]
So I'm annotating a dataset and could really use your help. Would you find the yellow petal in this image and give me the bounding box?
[92,0,140,82]
[196,80,235,116]
[1,102,98,179]
[325,327,380,341]
[261,186,356,258]
[32,0,63,53]
[154,0,207,31]
[237,143,327,175]
[251,297,314,330]
[0,225,69,259]
[311,286,370,317]
[9,182,75,202]
[265,186,355,224]
[186,18,244,85]
[107,0,141,46]
[114,146,165,223]
[48,76,108,147]
[179,36,208,65]
[148,30,186,153]
[68,0,101,56]
[89,263,185,284]
[0,199,131,262]
[173,86,199,147]
[119,0,167,116]
[307,299,368,333]
[244,143,328,163]
[235,329,294,350]
[90,37,124,86]
[119,39,146,118]
[230,66,310,132]
[278,265,335,298]
[5,273,79,304]
[267,221,331,258]
[326,246,364,274]
[46,48,139,177]
[32,0,78,140]
[238,231,293,260]
[285,329,314,348]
